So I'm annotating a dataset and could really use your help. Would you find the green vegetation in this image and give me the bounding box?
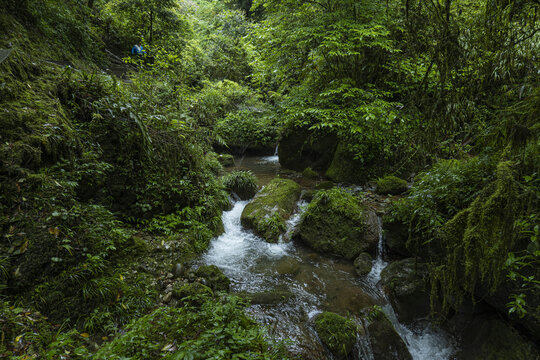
[0,0,539,355]
[314,312,357,359]
[222,170,259,200]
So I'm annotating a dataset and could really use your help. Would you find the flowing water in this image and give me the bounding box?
[201,156,455,359]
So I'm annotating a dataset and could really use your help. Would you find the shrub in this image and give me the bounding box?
[94,296,289,359]
[222,171,258,200]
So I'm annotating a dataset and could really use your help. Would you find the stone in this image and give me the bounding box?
[162,292,172,304]
[314,312,357,359]
[380,258,430,323]
[172,263,185,278]
[457,315,539,360]
[383,219,411,258]
[366,310,412,360]
[294,188,378,260]
[241,178,301,243]
[302,167,319,179]
[276,257,301,276]
[375,175,408,195]
[278,126,338,172]
[243,289,293,305]
[325,142,364,183]
[354,253,373,276]
[194,265,230,292]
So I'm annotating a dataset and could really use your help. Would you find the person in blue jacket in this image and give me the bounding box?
[131,43,145,55]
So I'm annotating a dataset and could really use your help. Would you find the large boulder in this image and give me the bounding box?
[294,188,378,259]
[278,127,337,172]
[325,142,364,183]
[354,253,373,276]
[382,219,411,258]
[380,258,431,323]
[365,310,412,360]
[314,312,358,359]
[457,315,539,360]
[241,178,301,243]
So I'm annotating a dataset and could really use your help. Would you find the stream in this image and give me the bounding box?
[200,156,456,359]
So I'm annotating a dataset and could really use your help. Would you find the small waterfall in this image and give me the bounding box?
[201,185,455,360]
[360,215,455,360]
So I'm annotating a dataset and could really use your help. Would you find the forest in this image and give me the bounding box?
[0,0,538,359]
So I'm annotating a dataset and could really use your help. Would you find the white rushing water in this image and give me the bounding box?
[202,198,455,359]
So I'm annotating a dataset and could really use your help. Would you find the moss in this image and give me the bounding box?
[194,265,230,292]
[429,161,521,316]
[375,175,408,195]
[315,181,335,190]
[295,188,374,259]
[314,312,357,359]
[302,167,319,179]
[325,142,364,183]
[222,170,258,200]
[240,178,301,243]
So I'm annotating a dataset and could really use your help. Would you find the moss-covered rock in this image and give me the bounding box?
[240,178,301,243]
[315,181,335,190]
[314,312,357,359]
[222,170,258,200]
[354,253,373,276]
[217,153,235,167]
[302,167,319,179]
[325,142,364,183]
[294,188,377,259]
[365,310,412,360]
[278,126,338,172]
[193,265,230,292]
[458,316,539,360]
[380,258,431,323]
[241,289,293,305]
[375,175,408,195]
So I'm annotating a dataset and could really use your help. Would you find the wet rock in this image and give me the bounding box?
[375,175,408,195]
[366,311,412,360]
[302,167,319,179]
[380,258,430,323]
[241,178,301,243]
[324,284,377,314]
[294,188,378,260]
[354,253,373,276]
[325,142,364,183]
[314,312,357,359]
[162,292,172,304]
[217,153,235,167]
[194,265,230,291]
[276,257,301,276]
[172,263,185,278]
[383,219,411,258]
[457,315,539,360]
[243,289,293,305]
[278,126,337,172]
[300,189,316,202]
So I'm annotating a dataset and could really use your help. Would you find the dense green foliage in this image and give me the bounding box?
[0,0,539,355]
